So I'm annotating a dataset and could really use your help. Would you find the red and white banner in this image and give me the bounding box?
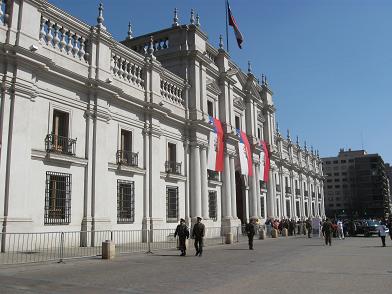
[237,129,252,176]
[207,116,224,172]
[260,140,270,182]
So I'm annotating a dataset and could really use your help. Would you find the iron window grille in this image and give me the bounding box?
[117,180,135,224]
[166,186,178,222]
[45,171,71,225]
[208,191,217,221]
[208,170,219,181]
[260,197,265,218]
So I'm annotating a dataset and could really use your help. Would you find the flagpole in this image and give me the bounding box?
[225,0,229,52]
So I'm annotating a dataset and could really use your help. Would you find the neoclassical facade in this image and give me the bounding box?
[0,0,325,235]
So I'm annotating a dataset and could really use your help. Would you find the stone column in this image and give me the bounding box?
[244,185,250,222]
[200,146,209,220]
[229,155,237,218]
[249,163,258,217]
[190,144,201,218]
[255,164,261,218]
[221,153,232,219]
[266,168,275,218]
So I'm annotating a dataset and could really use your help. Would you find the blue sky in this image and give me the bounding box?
[48,0,392,163]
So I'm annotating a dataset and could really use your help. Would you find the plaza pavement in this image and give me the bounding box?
[0,235,391,294]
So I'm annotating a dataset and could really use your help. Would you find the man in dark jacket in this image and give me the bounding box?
[174,218,189,256]
[322,218,333,246]
[245,218,257,250]
[192,217,205,257]
[306,218,312,238]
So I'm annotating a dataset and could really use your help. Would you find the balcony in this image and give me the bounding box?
[165,161,181,175]
[285,187,292,194]
[207,170,220,181]
[295,189,301,195]
[276,184,281,192]
[116,150,138,167]
[45,134,76,156]
[304,191,309,197]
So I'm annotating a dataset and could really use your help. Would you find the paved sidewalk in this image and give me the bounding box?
[0,235,391,294]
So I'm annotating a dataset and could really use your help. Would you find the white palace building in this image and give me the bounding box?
[0,0,325,236]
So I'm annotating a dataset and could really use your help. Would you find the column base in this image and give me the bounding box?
[221,217,242,234]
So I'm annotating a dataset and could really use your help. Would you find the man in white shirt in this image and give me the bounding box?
[337,220,344,240]
[378,222,387,247]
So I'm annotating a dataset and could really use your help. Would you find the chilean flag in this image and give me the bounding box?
[260,140,270,182]
[207,116,224,172]
[227,0,244,49]
[236,129,252,176]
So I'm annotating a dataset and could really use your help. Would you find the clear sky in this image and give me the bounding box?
[48,0,392,163]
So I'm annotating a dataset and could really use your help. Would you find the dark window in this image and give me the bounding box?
[235,116,240,129]
[334,179,340,182]
[260,197,265,218]
[257,127,261,139]
[327,185,333,189]
[207,100,214,117]
[349,159,354,163]
[121,130,132,152]
[45,172,71,225]
[327,179,332,183]
[166,187,178,222]
[168,143,176,162]
[208,191,217,221]
[334,172,339,176]
[325,161,331,164]
[333,160,338,164]
[52,110,69,138]
[335,185,340,188]
[341,160,346,163]
[117,180,135,223]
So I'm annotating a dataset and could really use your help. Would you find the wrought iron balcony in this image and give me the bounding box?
[116,150,138,167]
[276,184,281,192]
[304,191,309,197]
[285,187,292,194]
[45,134,76,155]
[208,170,220,181]
[295,189,301,195]
[165,161,181,175]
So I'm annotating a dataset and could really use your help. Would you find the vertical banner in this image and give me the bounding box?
[237,129,253,176]
[260,140,270,182]
[207,116,224,172]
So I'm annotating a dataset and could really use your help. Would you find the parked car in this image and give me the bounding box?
[361,220,381,237]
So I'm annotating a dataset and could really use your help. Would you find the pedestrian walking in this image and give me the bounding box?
[245,218,257,250]
[306,218,312,238]
[322,218,333,246]
[174,218,189,256]
[337,220,344,240]
[377,221,388,247]
[192,217,205,257]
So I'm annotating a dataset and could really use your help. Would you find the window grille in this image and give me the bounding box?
[260,197,265,218]
[45,171,71,225]
[166,186,178,222]
[208,191,217,221]
[117,180,135,223]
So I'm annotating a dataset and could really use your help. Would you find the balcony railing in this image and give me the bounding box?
[116,150,138,167]
[304,191,309,197]
[295,189,301,195]
[285,187,292,194]
[45,134,76,155]
[276,184,281,192]
[207,170,220,181]
[165,161,181,175]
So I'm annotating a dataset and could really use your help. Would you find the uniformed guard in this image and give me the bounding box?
[306,218,312,238]
[191,217,205,256]
[322,218,333,246]
[174,218,189,256]
[245,218,257,250]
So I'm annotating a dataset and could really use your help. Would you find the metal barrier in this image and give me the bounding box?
[0,226,254,265]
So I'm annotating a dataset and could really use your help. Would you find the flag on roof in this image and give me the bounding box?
[227,0,244,49]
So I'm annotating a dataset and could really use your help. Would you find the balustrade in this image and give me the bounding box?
[111,51,144,88]
[39,15,89,63]
[160,79,184,105]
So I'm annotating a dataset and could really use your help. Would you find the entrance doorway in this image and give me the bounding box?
[235,171,245,223]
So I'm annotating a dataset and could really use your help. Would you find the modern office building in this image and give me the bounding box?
[322,149,390,218]
[0,0,325,238]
